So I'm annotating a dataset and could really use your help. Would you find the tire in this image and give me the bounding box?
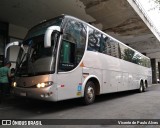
[143,83,147,92]
[139,81,144,93]
[83,81,96,105]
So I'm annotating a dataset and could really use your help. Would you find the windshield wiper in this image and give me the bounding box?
[15,40,36,76]
[27,41,36,75]
[15,52,27,75]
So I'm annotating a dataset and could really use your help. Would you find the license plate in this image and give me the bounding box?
[20,92,27,96]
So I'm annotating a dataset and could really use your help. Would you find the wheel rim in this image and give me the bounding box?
[87,86,94,101]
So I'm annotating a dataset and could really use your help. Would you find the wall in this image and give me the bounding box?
[9,24,28,39]
[8,24,28,68]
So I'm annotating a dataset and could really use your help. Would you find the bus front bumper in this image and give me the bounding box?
[11,86,58,101]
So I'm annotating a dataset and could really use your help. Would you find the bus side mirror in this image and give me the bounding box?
[44,26,61,48]
[5,41,20,58]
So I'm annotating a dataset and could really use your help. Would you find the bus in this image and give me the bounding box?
[5,15,152,104]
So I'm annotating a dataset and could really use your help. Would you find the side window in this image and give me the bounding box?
[98,35,120,58]
[87,28,101,52]
[120,44,141,64]
[87,27,120,58]
[59,19,87,71]
[141,57,151,68]
[119,43,151,67]
[102,37,121,58]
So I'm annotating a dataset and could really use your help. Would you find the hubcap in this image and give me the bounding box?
[87,86,94,101]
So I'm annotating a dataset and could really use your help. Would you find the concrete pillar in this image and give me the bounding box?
[0,21,9,67]
[158,62,160,83]
[151,58,157,84]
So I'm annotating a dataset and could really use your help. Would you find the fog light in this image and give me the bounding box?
[45,94,49,98]
[41,94,44,97]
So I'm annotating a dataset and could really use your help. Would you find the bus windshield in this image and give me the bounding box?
[15,17,63,76]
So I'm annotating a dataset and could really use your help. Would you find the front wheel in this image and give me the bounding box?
[83,81,96,105]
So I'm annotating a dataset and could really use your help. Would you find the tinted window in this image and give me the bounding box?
[101,37,121,58]
[119,43,150,67]
[59,19,87,71]
[25,17,63,40]
[87,27,121,58]
[139,55,151,68]
[87,28,101,52]
[87,27,150,68]
[120,44,139,63]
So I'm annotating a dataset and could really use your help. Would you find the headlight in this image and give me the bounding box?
[12,82,17,87]
[36,81,53,88]
[37,83,41,88]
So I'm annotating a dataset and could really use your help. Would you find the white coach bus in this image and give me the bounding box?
[6,15,152,104]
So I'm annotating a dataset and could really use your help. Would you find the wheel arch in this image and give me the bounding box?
[140,79,144,86]
[82,75,101,96]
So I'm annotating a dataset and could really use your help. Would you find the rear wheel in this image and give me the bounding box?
[143,82,147,92]
[139,81,145,93]
[144,81,148,92]
[83,81,95,105]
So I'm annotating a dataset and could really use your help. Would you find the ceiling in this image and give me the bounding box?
[0,0,160,60]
